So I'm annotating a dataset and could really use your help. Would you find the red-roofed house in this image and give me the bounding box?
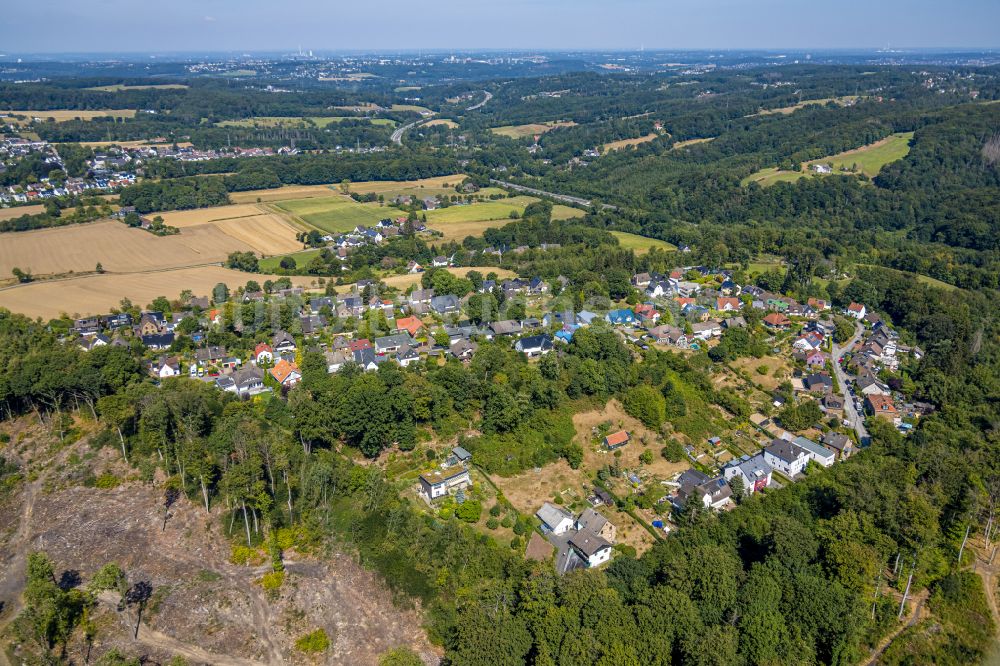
[716,297,740,312]
[763,312,791,329]
[269,359,301,387]
[847,302,867,320]
[603,430,631,450]
[394,316,425,338]
[633,303,661,323]
[807,298,830,311]
[348,338,372,352]
[254,343,273,365]
[675,297,696,309]
[865,394,899,422]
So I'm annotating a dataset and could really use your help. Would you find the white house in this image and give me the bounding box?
[763,439,811,477]
[568,532,612,567]
[515,334,553,357]
[723,454,773,495]
[792,436,836,468]
[154,357,180,379]
[419,465,471,501]
[846,302,867,320]
[536,502,575,535]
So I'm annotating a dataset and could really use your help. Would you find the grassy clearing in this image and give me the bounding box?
[490,121,577,139]
[610,231,676,253]
[86,84,188,91]
[348,175,467,195]
[602,133,659,154]
[749,95,859,116]
[229,185,338,204]
[742,132,914,186]
[551,205,585,221]
[390,104,433,114]
[853,264,959,292]
[671,137,715,150]
[1,109,136,125]
[259,248,323,272]
[423,119,458,129]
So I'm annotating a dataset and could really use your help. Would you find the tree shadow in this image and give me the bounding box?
[58,569,82,590]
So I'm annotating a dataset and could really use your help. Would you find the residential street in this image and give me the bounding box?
[831,321,869,445]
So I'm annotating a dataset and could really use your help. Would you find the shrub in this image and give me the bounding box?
[379,647,424,666]
[230,545,264,566]
[489,504,502,517]
[486,518,499,530]
[259,570,284,592]
[501,516,514,528]
[92,473,120,489]
[455,499,482,523]
[295,629,330,653]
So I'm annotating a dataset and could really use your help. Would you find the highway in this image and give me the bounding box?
[831,321,869,444]
[391,118,426,146]
[489,179,618,211]
[466,90,493,111]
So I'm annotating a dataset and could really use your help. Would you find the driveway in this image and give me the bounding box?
[546,531,585,575]
[831,321,869,445]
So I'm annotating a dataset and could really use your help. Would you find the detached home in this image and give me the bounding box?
[536,502,575,535]
[568,532,613,568]
[515,334,553,357]
[763,439,811,478]
[419,465,471,501]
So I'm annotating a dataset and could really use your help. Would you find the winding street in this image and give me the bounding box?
[489,179,618,211]
[466,90,492,111]
[831,321,869,445]
[390,117,427,146]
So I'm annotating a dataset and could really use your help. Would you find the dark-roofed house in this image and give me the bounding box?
[430,294,461,314]
[568,532,612,568]
[822,432,855,459]
[141,332,175,350]
[764,439,810,477]
[576,508,616,542]
[490,320,523,337]
[792,436,836,468]
[723,454,772,495]
[514,334,553,357]
[449,338,478,360]
[803,373,833,394]
[272,330,296,354]
[374,333,415,355]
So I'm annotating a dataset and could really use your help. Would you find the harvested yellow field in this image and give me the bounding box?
[602,133,659,154]
[229,185,338,204]
[0,220,258,276]
[671,137,715,150]
[2,109,136,124]
[428,220,506,243]
[349,174,467,194]
[0,205,46,221]
[0,267,316,320]
[423,119,458,129]
[490,121,576,139]
[56,140,186,149]
[154,204,267,227]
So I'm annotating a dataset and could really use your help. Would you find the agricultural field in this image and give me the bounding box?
[216,116,395,128]
[86,83,189,91]
[270,195,394,234]
[490,121,577,139]
[551,205,586,220]
[0,204,46,221]
[602,133,659,154]
[610,231,676,253]
[1,109,136,124]
[742,132,914,186]
[348,174,467,195]
[154,204,304,254]
[424,196,537,224]
[0,266,315,320]
[229,184,338,204]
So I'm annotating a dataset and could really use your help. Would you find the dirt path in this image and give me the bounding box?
[864,590,929,665]
[0,465,39,666]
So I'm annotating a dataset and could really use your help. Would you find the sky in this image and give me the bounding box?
[1,0,998,54]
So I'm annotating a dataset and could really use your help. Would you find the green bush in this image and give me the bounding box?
[295,629,330,654]
[486,518,499,530]
[455,499,482,523]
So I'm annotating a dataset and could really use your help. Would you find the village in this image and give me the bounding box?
[67,259,930,574]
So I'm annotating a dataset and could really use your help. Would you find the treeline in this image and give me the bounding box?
[0,199,111,233]
[117,177,230,213]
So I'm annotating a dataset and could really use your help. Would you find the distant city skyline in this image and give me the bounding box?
[1,0,999,54]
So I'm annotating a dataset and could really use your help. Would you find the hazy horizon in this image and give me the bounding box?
[1,0,998,54]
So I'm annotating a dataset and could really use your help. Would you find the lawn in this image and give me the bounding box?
[390,104,433,114]
[602,133,659,154]
[259,249,322,272]
[271,196,392,234]
[742,132,914,187]
[671,137,715,150]
[749,95,859,116]
[490,121,577,139]
[610,231,676,253]
[551,205,585,221]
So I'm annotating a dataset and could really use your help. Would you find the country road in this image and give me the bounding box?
[832,321,869,445]
[489,179,618,211]
[466,90,492,111]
